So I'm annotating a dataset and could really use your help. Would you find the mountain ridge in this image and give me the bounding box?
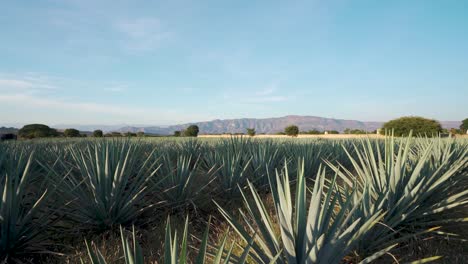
[2,116,461,135]
[116,115,461,135]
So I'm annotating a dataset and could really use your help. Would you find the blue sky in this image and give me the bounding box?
[0,0,467,126]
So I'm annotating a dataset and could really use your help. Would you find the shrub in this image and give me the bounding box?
[382,116,442,137]
[124,132,137,137]
[246,128,256,137]
[344,128,367,134]
[460,118,468,133]
[18,124,58,139]
[0,133,17,141]
[306,129,322,135]
[64,128,80,137]
[174,131,181,137]
[93,130,103,137]
[284,125,299,137]
[184,125,199,137]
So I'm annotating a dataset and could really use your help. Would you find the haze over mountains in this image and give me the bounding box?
[117,115,460,135]
[1,115,461,135]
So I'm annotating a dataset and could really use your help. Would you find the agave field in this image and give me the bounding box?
[0,135,467,263]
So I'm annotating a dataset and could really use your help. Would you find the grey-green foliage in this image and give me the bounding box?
[327,135,468,256]
[47,139,161,230]
[0,148,57,262]
[204,137,253,199]
[247,139,283,188]
[216,160,390,264]
[155,154,215,208]
[2,136,467,263]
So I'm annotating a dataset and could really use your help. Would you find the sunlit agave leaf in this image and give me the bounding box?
[326,134,468,256]
[44,139,161,230]
[217,160,387,263]
[0,148,59,262]
[155,154,216,209]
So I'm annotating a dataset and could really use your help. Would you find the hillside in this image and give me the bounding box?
[118,115,461,135]
[0,127,19,134]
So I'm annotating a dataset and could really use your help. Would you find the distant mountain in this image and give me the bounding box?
[117,115,462,135]
[0,127,18,134]
[2,116,461,135]
[52,124,131,132]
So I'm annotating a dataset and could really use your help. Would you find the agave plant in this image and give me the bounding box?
[216,160,390,263]
[46,139,162,231]
[247,140,283,188]
[326,135,468,256]
[84,216,252,264]
[154,154,216,209]
[284,141,323,175]
[203,138,253,199]
[0,148,58,262]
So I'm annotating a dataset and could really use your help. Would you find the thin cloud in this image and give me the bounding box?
[255,87,276,96]
[103,85,127,92]
[223,84,291,104]
[0,78,57,90]
[0,92,206,125]
[243,95,289,103]
[115,17,173,51]
[116,18,161,38]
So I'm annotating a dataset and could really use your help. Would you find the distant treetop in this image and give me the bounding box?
[184,125,199,137]
[18,124,58,139]
[284,125,299,137]
[381,116,442,137]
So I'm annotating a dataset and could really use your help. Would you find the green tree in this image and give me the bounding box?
[109,132,122,137]
[137,132,145,137]
[64,128,80,137]
[246,128,256,137]
[344,128,367,134]
[285,125,299,137]
[174,131,181,137]
[93,130,103,137]
[184,125,199,137]
[328,130,339,134]
[18,124,58,139]
[382,116,442,137]
[307,129,322,135]
[460,118,468,133]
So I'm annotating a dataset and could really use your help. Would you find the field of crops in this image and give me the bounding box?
[0,136,467,263]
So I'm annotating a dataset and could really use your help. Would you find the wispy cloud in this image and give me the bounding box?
[116,18,161,38]
[0,93,140,116]
[223,83,291,104]
[103,85,127,92]
[0,92,203,125]
[115,17,173,51]
[0,78,57,91]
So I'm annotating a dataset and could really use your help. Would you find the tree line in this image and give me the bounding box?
[3,117,468,140]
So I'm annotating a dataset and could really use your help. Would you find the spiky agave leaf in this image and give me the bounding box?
[155,154,216,209]
[216,160,387,263]
[203,137,253,199]
[0,149,58,262]
[326,135,468,256]
[83,240,108,264]
[83,215,247,264]
[46,139,162,231]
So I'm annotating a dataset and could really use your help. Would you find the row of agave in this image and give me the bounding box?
[0,135,466,263]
